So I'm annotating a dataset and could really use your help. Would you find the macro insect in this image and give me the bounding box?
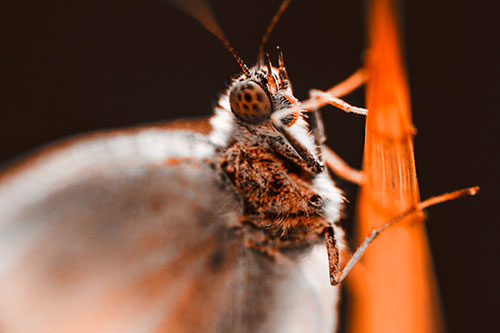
[0,0,477,332]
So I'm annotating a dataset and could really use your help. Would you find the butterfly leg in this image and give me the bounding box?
[270,118,324,174]
[329,187,478,286]
[324,145,363,185]
[322,67,368,98]
[309,109,364,184]
[322,225,341,286]
[307,90,368,115]
[301,68,369,115]
[271,110,362,183]
[309,110,327,162]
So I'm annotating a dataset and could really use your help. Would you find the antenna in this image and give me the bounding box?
[169,0,249,75]
[257,0,292,66]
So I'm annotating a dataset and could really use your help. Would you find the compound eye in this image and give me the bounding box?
[229,81,272,123]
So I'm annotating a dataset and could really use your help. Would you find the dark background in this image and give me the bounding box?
[2,0,498,331]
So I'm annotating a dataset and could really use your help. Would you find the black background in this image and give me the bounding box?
[2,0,498,331]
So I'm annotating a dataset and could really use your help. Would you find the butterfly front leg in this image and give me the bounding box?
[308,82,365,185]
[300,68,369,115]
[323,145,364,185]
[267,127,324,175]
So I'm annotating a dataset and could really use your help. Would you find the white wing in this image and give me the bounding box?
[0,122,338,332]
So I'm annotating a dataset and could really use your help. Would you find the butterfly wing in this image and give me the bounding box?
[0,121,336,332]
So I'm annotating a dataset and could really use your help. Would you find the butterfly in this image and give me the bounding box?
[0,0,477,332]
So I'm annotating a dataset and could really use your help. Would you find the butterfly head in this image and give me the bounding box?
[211,48,321,177]
[228,48,297,126]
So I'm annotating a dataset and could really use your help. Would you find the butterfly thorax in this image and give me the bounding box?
[216,138,328,254]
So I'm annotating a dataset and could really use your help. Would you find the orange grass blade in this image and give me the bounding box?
[348,0,444,332]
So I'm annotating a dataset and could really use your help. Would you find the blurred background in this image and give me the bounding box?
[1,0,498,331]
